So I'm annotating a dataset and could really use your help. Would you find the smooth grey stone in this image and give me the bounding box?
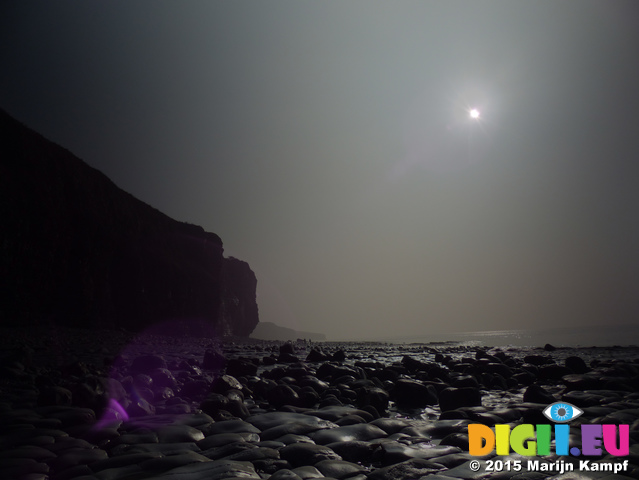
[156,458,261,480]
[0,445,57,462]
[315,459,368,479]
[197,432,252,450]
[0,434,54,449]
[308,406,373,422]
[275,434,315,445]
[280,443,342,468]
[292,465,324,479]
[326,440,377,464]
[256,440,286,449]
[131,354,167,374]
[201,441,258,460]
[156,424,206,443]
[379,442,462,466]
[94,464,143,480]
[309,424,387,445]
[224,446,280,462]
[247,412,333,431]
[401,419,470,439]
[127,442,200,455]
[89,451,164,472]
[140,451,210,471]
[0,461,49,478]
[46,436,94,453]
[206,419,261,435]
[426,452,486,469]
[367,458,445,480]
[370,418,415,435]
[269,469,304,480]
[51,448,109,471]
[261,420,338,441]
[53,464,93,480]
[112,431,159,445]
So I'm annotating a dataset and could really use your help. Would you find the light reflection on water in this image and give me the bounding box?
[391,324,639,347]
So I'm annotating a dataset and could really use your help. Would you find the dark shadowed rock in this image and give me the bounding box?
[438,387,481,412]
[523,384,556,404]
[280,443,342,467]
[226,358,259,377]
[565,355,590,374]
[130,355,167,374]
[306,348,331,362]
[211,375,243,394]
[203,348,227,371]
[391,379,438,407]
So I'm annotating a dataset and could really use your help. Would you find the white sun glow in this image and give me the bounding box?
[469,108,480,119]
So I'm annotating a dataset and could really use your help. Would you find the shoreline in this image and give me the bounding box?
[2,325,639,479]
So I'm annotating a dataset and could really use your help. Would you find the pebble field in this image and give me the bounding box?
[1,326,639,480]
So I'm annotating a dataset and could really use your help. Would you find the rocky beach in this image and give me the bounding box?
[2,326,638,480]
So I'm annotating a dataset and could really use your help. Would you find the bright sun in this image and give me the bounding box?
[469,108,480,119]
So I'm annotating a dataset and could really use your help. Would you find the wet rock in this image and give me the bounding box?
[565,356,590,374]
[269,469,304,480]
[156,424,206,443]
[140,451,210,471]
[89,452,163,472]
[226,446,280,462]
[332,350,347,362]
[128,396,155,417]
[378,442,461,466]
[438,387,481,412]
[367,458,445,480]
[267,384,300,408]
[211,374,243,394]
[227,358,259,377]
[309,423,387,445]
[50,447,109,472]
[326,440,376,464]
[292,465,324,479]
[203,348,226,371]
[357,386,390,413]
[207,419,261,435]
[315,459,367,478]
[280,342,296,355]
[280,443,342,467]
[279,352,300,363]
[523,355,554,366]
[149,367,178,388]
[306,348,331,363]
[523,384,556,404]
[131,354,167,374]
[562,373,605,391]
[38,386,73,406]
[438,432,470,450]
[158,458,261,479]
[539,364,572,380]
[392,379,438,407]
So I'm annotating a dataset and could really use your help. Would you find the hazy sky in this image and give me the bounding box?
[2,1,639,340]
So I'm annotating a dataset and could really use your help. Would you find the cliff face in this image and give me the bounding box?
[0,108,259,336]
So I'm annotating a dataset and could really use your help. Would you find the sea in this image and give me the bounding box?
[384,323,639,348]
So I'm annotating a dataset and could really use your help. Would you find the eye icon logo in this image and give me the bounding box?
[543,402,583,423]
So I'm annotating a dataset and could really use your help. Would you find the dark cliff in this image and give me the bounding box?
[0,108,259,336]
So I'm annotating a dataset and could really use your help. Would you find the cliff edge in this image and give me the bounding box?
[0,108,259,336]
